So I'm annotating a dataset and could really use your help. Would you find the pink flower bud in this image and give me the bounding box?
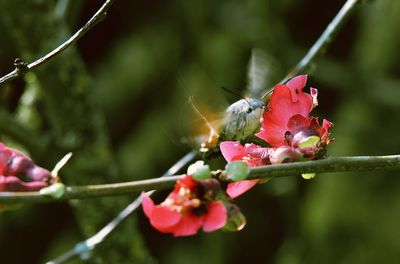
[0,142,54,192]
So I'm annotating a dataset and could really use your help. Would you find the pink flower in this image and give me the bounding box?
[220,141,272,198]
[141,176,227,236]
[256,75,333,159]
[219,75,333,198]
[219,142,302,198]
[0,143,54,192]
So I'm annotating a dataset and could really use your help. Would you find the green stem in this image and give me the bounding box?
[0,176,183,203]
[1,155,399,204]
[248,155,400,178]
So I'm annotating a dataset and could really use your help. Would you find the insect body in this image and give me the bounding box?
[199,97,265,152]
[221,98,264,141]
[199,48,272,152]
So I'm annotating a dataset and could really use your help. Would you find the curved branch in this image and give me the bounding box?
[261,0,359,99]
[1,155,399,204]
[0,176,183,203]
[0,0,115,86]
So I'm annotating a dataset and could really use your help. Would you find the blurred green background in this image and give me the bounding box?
[1,0,400,263]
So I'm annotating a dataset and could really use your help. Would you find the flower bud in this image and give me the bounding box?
[225,161,250,182]
[197,179,221,200]
[0,142,55,192]
[222,203,246,232]
[187,161,212,180]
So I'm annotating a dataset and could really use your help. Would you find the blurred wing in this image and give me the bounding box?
[185,98,226,148]
[246,48,271,98]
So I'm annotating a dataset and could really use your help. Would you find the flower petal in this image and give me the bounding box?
[226,180,259,198]
[0,147,12,175]
[220,141,248,162]
[203,201,227,232]
[221,141,272,167]
[175,175,198,192]
[322,119,333,134]
[310,87,318,108]
[286,75,307,103]
[141,192,182,230]
[257,78,313,147]
[0,175,48,191]
[141,192,155,218]
[270,146,300,164]
[172,213,204,237]
[287,114,309,133]
[321,119,334,144]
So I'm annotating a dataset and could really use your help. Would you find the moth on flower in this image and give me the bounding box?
[220,75,334,198]
[194,49,275,152]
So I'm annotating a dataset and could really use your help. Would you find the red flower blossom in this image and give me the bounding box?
[219,75,333,198]
[141,176,227,236]
[256,75,333,159]
[0,143,54,192]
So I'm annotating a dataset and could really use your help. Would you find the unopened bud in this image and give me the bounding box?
[225,161,250,182]
[188,161,212,180]
[222,203,247,232]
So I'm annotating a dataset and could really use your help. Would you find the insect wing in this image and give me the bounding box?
[247,48,277,98]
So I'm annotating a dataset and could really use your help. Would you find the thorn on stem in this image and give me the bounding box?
[14,58,29,74]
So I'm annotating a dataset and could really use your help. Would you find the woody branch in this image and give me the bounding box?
[1,154,399,204]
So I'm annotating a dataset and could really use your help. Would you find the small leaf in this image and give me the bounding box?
[52,152,73,177]
[302,173,316,180]
[39,183,66,199]
[225,161,250,182]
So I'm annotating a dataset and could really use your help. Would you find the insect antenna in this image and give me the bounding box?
[221,86,251,106]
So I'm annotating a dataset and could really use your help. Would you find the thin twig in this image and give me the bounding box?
[3,154,400,204]
[260,0,359,100]
[0,0,115,86]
